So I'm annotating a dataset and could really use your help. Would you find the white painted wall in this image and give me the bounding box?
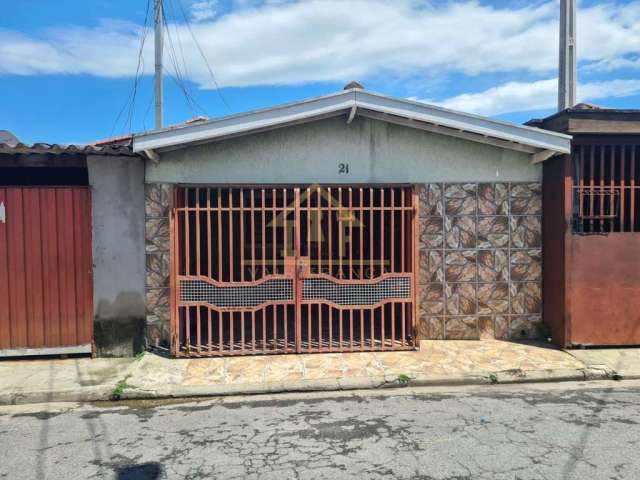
[147,116,540,184]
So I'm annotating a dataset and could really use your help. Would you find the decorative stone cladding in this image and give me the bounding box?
[144,183,172,348]
[416,183,543,341]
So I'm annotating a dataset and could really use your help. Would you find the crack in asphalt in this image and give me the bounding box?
[1,387,640,479]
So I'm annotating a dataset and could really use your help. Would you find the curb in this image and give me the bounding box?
[0,367,614,406]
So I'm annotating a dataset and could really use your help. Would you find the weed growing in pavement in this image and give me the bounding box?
[111,380,131,400]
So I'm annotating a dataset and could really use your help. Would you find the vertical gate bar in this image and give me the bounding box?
[305,188,311,352]
[318,299,322,349]
[349,188,353,280]
[360,308,364,351]
[610,146,615,232]
[251,310,256,353]
[391,302,396,350]
[412,186,419,346]
[185,306,191,352]
[282,188,287,259]
[172,189,180,356]
[369,188,374,278]
[600,148,605,232]
[207,189,212,279]
[261,189,266,276]
[391,189,395,273]
[272,188,277,273]
[217,188,222,281]
[240,188,244,282]
[219,311,223,353]
[339,309,343,351]
[317,186,321,274]
[317,186,322,349]
[208,308,212,352]
[284,304,288,352]
[307,187,311,260]
[284,188,289,258]
[329,306,333,352]
[380,189,385,350]
[294,188,301,352]
[349,309,353,351]
[251,189,256,280]
[196,188,201,277]
[228,189,234,281]
[370,306,375,348]
[401,189,405,272]
[620,146,626,230]
[240,310,245,354]
[196,306,201,353]
[359,188,364,279]
[328,188,333,276]
[338,188,343,278]
[262,308,266,352]
[308,303,312,352]
[631,146,636,232]
[185,188,190,277]
[589,147,595,232]
[230,311,234,353]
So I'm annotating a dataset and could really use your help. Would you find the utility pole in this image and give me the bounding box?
[558,0,576,111]
[154,0,164,129]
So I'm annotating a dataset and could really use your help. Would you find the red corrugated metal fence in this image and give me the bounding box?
[0,187,93,352]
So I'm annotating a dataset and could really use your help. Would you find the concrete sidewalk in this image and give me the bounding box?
[0,340,616,405]
[566,348,640,380]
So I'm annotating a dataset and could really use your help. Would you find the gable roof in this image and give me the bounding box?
[133,87,571,161]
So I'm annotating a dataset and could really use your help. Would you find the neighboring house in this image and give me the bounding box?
[528,104,640,346]
[0,138,145,357]
[0,84,572,358]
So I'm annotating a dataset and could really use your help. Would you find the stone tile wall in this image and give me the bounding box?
[144,183,172,348]
[416,183,543,341]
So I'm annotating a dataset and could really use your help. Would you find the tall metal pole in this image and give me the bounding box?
[154,0,164,129]
[558,0,576,111]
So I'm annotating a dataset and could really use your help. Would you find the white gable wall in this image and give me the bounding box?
[146,116,539,184]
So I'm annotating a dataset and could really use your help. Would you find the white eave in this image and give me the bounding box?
[133,89,572,160]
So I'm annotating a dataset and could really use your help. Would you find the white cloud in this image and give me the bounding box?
[0,0,639,98]
[435,77,640,115]
[582,56,640,73]
[190,1,218,22]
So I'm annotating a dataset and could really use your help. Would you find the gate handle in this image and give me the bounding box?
[0,202,5,224]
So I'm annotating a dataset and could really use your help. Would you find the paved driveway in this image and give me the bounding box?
[1,381,639,479]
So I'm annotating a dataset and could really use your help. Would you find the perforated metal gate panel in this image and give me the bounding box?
[172,186,417,356]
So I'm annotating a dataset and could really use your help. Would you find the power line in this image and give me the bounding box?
[111,0,153,135]
[173,0,231,110]
[161,2,209,117]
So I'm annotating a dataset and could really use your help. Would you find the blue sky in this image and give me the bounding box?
[1,0,640,144]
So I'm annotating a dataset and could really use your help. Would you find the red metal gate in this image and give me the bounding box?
[0,187,93,355]
[171,185,417,357]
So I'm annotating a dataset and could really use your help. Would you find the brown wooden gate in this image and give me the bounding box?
[0,187,93,355]
[172,185,417,357]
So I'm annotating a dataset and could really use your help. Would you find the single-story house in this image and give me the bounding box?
[0,83,572,357]
[528,104,640,346]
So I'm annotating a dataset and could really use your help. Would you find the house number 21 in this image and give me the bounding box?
[338,163,350,174]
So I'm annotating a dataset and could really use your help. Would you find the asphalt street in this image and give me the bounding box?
[1,381,639,480]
